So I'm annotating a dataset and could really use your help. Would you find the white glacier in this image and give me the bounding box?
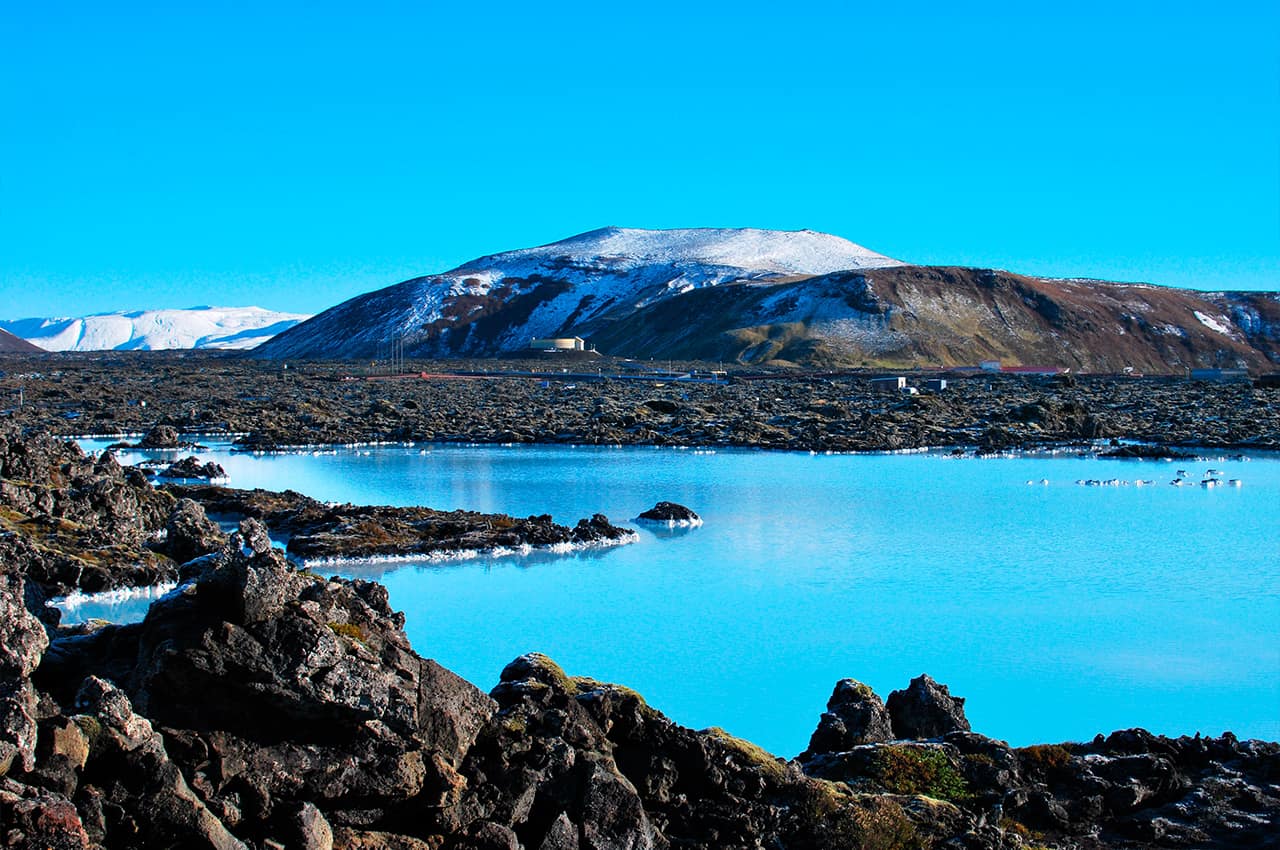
[0,306,311,352]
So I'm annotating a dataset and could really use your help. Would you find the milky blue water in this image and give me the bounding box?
[76,439,1280,756]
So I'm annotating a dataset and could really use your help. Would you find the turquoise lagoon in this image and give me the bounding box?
[75,439,1280,757]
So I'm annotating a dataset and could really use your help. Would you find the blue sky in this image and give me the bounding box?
[2,1,1277,318]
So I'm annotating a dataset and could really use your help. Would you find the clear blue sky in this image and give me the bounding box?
[3,1,1277,319]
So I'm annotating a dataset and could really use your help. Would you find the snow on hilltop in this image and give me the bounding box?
[460,227,904,277]
[257,226,906,359]
[0,306,312,352]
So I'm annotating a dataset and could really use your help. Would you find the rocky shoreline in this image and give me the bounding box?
[4,531,1278,849]
[0,425,1276,848]
[168,484,637,565]
[0,426,633,599]
[1,352,1277,454]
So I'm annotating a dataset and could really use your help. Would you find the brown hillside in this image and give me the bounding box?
[587,266,1279,371]
[0,329,44,353]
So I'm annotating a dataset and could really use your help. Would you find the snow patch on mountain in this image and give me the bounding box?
[257,227,908,359]
[0,307,311,351]
[1193,310,1233,337]
[429,227,903,310]
[447,227,903,302]
[488,227,902,274]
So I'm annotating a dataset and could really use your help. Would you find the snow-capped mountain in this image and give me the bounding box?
[461,226,903,282]
[256,226,1280,372]
[258,227,904,359]
[1,307,311,352]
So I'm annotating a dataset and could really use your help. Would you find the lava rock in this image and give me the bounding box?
[0,427,178,596]
[1099,444,1196,460]
[0,778,92,849]
[0,575,49,776]
[233,516,274,556]
[570,513,636,544]
[37,545,497,841]
[160,456,227,481]
[886,674,971,739]
[635,501,702,526]
[74,675,247,849]
[800,679,893,760]
[137,425,181,448]
[163,498,228,565]
[169,485,636,564]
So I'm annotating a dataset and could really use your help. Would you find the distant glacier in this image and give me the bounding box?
[0,306,311,351]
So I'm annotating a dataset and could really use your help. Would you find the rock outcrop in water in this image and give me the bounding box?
[169,484,636,564]
[158,457,227,482]
[107,425,204,452]
[634,502,701,527]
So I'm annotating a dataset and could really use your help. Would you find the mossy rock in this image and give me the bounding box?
[702,726,789,782]
[870,745,969,802]
[327,621,367,644]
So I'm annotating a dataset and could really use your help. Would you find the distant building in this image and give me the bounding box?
[923,378,947,391]
[1001,365,1066,376]
[530,337,586,351]
[1190,368,1249,382]
[979,360,1001,372]
[870,376,907,392]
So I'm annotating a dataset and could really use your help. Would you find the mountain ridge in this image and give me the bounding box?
[247,227,1276,371]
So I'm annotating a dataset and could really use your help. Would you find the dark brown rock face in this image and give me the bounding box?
[34,545,497,848]
[886,673,971,739]
[0,426,178,596]
[454,653,916,850]
[163,498,227,565]
[800,679,1280,848]
[0,575,48,776]
[800,679,893,760]
[73,675,246,849]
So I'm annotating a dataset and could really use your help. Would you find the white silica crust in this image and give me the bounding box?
[634,516,704,528]
[53,581,179,614]
[291,531,640,568]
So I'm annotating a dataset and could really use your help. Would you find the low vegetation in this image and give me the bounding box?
[870,746,969,802]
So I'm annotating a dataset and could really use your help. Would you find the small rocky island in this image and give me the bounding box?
[634,502,702,528]
[1,425,1277,849]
